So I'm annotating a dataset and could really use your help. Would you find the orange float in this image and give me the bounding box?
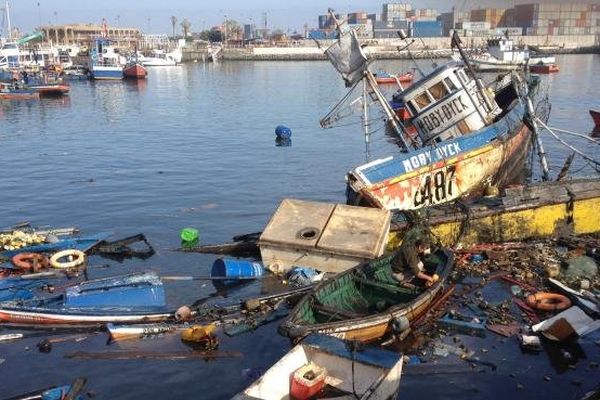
[526,292,571,312]
[11,252,49,272]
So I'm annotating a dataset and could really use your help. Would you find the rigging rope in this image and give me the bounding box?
[535,116,600,169]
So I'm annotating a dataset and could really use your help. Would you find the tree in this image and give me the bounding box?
[170,16,178,38]
[180,18,191,38]
[270,29,286,42]
[222,19,242,42]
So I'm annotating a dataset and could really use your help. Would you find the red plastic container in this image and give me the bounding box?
[290,362,327,400]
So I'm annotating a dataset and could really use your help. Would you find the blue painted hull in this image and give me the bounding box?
[347,101,532,210]
[0,279,44,302]
[0,273,172,327]
[91,68,123,80]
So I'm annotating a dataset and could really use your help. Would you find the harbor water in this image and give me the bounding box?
[0,54,599,399]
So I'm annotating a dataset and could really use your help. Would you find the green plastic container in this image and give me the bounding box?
[180,228,199,242]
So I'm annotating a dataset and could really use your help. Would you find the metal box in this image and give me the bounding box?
[259,199,391,274]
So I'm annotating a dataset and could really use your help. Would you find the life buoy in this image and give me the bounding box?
[11,253,49,272]
[526,292,571,312]
[50,249,86,269]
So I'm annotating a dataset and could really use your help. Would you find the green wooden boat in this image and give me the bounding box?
[279,248,454,343]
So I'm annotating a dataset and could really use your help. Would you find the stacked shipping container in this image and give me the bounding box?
[515,2,600,36]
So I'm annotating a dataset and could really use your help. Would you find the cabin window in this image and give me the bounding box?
[457,70,468,84]
[407,101,418,115]
[444,77,457,92]
[414,92,432,109]
[429,82,449,100]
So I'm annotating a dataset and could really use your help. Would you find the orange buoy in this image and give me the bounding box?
[11,253,49,272]
[526,292,571,312]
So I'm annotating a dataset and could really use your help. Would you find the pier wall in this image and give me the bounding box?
[182,34,600,62]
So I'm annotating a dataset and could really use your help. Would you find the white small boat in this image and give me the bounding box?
[232,335,403,400]
[142,39,184,67]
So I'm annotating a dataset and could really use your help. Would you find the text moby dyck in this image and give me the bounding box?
[416,95,470,135]
[402,143,462,172]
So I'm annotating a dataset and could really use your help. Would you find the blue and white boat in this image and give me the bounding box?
[0,272,173,327]
[89,38,124,80]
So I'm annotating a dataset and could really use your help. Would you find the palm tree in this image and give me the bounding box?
[180,18,191,38]
[170,16,178,38]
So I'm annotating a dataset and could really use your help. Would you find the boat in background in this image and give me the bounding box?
[123,62,147,79]
[280,249,453,342]
[374,71,413,85]
[89,37,124,80]
[470,34,555,72]
[0,82,39,100]
[590,109,600,129]
[63,64,89,80]
[530,63,559,74]
[28,83,70,96]
[232,334,403,400]
[141,39,184,67]
[0,272,173,327]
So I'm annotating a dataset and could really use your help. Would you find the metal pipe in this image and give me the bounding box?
[525,96,550,181]
[451,31,494,114]
[362,78,370,161]
[364,70,412,152]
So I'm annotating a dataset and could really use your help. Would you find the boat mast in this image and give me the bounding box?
[451,31,494,113]
[327,9,414,152]
[5,1,11,39]
[525,96,550,181]
[362,79,370,161]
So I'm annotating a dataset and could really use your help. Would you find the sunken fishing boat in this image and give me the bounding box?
[320,12,541,212]
[0,273,174,327]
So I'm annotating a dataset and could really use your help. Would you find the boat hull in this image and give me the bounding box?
[530,64,559,73]
[30,84,70,96]
[280,249,453,343]
[375,72,413,84]
[0,91,39,100]
[0,272,172,328]
[91,66,123,80]
[123,63,147,79]
[0,307,173,327]
[590,110,600,128]
[387,178,600,248]
[347,102,532,211]
[233,335,403,400]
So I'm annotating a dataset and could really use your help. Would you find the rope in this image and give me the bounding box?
[535,116,600,169]
[541,125,600,145]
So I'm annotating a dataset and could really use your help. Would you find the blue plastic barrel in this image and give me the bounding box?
[275,125,292,139]
[211,258,265,278]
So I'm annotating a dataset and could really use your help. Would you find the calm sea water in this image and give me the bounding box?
[0,55,599,399]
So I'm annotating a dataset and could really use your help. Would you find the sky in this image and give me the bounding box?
[3,0,575,35]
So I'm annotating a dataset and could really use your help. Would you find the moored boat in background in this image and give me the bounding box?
[590,109,600,129]
[89,37,124,80]
[123,62,147,79]
[530,63,559,74]
[0,82,38,100]
[374,70,413,85]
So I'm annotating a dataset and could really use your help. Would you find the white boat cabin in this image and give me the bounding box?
[488,36,529,63]
[396,62,499,144]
